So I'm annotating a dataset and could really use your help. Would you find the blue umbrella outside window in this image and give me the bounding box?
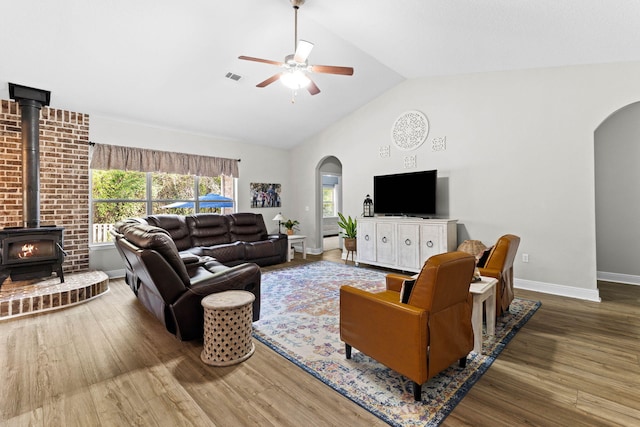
[161,193,234,209]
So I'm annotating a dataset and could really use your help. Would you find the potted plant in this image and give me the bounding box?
[337,212,357,251]
[283,219,300,235]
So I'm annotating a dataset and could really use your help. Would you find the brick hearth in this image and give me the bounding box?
[0,271,109,319]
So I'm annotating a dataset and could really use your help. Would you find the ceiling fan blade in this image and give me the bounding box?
[307,78,321,96]
[310,65,354,76]
[293,40,314,63]
[239,56,284,67]
[256,73,282,88]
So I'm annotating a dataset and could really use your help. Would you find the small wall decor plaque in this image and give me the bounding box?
[403,155,417,169]
[432,136,447,152]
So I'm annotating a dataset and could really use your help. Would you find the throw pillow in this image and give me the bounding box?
[400,279,416,304]
[477,246,493,268]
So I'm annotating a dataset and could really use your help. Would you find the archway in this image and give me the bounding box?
[315,156,343,253]
[594,101,640,285]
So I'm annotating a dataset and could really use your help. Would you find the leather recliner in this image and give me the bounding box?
[478,234,520,318]
[113,220,261,341]
[340,251,476,401]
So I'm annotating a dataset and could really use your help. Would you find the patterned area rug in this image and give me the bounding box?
[254,261,540,426]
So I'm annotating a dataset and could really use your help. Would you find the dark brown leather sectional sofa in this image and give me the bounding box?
[144,213,288,267]
[111,212,287,340]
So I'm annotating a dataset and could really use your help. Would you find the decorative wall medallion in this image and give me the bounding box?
[403,155,417,169]
[379,145,390,158]
[391,110,429,151]
[432,136,447,151]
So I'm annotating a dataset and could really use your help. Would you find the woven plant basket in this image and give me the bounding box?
[344,238,357,252]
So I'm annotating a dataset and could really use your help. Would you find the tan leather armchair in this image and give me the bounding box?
[478,234,520,318]
[340,251,476,401]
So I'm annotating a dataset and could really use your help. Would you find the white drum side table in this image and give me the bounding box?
[201,290,255,366]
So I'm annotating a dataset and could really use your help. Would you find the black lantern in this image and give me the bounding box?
[363,194,374,217]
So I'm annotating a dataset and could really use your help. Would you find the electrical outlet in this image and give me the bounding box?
[522,253,529,263]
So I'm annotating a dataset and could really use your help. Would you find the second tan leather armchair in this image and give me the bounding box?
[478,234,520,318]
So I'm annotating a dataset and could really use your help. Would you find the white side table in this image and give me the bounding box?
[201,290,255,366]
[287,234,307,262]
[469,276,497,354]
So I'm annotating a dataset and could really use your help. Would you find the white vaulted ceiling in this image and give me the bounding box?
[2,0,640,148]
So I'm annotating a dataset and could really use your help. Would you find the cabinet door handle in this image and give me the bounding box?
[405,239,411,246]
[426,240,434,248]
[364,235,370,241]
[381,236,387,243]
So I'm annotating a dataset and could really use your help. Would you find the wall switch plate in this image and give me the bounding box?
[522,253,529,263]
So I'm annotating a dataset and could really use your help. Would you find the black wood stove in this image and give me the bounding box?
[0,83,67,288]
[0,226,66,284]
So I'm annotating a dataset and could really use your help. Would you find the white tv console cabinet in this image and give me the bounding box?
[356,217,457,273]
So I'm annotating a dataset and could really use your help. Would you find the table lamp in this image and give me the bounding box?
[273,212,284,233]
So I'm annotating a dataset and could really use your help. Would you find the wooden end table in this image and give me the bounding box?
[287,234,307,262]
[469,276,497,354]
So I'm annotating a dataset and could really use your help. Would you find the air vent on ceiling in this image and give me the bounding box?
[225,72,242,82]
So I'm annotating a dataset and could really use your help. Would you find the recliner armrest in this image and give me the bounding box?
[477,267,502,280]
[386,273,413,292]
[180,253,201,265]
[181,252,216,275]
[188,263,261,295]
[267,233,286,240]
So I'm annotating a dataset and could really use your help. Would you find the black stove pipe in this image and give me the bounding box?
[20,99,42,228]
[8,83,51,229]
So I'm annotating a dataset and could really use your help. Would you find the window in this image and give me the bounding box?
[323,185,337,217]
[90,170,234,244]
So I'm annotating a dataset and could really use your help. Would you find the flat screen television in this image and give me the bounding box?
[373,170,437,217]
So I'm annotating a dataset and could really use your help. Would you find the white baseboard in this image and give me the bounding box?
[515,278,601,302]
[597,271,640,286]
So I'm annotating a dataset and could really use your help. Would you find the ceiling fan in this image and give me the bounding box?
[238,0,354,97]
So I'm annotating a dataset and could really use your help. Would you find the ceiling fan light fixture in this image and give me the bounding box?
[280,70,311,89]
[237,0,353,97]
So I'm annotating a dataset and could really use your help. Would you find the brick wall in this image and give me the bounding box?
[0,99,90,273]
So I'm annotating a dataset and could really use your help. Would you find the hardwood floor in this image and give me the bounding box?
[1,250,639,426]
